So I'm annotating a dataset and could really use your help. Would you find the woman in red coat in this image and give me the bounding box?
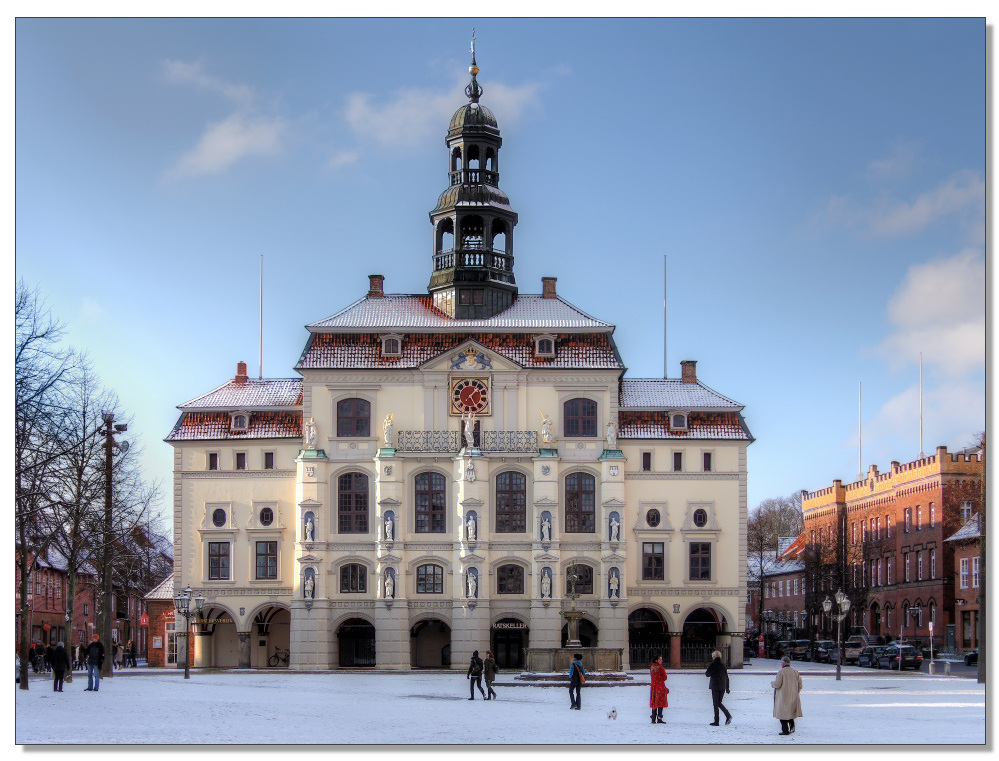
[649,654,669,723]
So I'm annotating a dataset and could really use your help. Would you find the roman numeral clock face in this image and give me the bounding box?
[450,377,490,415]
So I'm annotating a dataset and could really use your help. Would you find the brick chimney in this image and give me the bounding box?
[680,360,697,384]
[235,361,248,384]
[368,274,385,298]
[541,276,557,299]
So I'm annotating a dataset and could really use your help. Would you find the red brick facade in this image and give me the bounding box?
[15,556,97,652]
[947,515,981,652]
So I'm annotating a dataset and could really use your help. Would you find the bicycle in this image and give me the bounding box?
[268,646,290,667]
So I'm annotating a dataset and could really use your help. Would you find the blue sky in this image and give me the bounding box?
[14,18,987,523]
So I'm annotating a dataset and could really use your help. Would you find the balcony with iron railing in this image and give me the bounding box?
[395,430,538,453]
[449,168,499,187]
[433,248,513,273]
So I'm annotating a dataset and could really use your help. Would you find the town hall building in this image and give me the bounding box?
[166,46,753,673]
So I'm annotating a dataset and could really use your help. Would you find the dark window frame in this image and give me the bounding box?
[255,541,278,580]
[572,564,594,594]
[642,452,652,472]
[495,471,527,533]
[208,452,219,471]
[415,472,447,533]
[235,452,247,470]
[212,508,227,528]
[338,472,370,534]
[563,398,598,438]
[646,508,661,528]
[208,542,230,580]
[689,542,712,580]
[673,451,683,471]
[643,542,665,580]
[263,451,275,470]
[259,507,274,526]
[564,472,596,533]
[337,398,371,438]
[693,508,708,528]
[497,564,525,594]
[416,563,444,594]
[703,452,712,472]
[340,563,367,593]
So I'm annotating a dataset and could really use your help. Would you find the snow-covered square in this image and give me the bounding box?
[14,661,985,746]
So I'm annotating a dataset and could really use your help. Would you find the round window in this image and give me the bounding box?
[646,509,661,528]
[212,508,227,527]
[693,508,708,528]
[260,507,274,526]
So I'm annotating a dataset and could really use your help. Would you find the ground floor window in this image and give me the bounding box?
[165,622,177,665]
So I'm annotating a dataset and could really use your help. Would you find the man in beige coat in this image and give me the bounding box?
[771,656,803,735]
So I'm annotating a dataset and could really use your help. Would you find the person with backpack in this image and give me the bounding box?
[466,650,486,700]
[568,653,585,710]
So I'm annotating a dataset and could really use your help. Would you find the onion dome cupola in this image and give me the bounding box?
[428,32,519,319]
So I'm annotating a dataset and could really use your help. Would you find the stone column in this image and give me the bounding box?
[669,632,683,669]
[237,632,252,669]
[726,632,744,668]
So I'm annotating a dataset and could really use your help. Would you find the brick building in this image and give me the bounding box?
[144,576,179,668]
[945,511,980,653]
[15,549,97,654]
[746,536,807,641]
[802,445,982,651]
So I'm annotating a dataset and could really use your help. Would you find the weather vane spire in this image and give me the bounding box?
[465,28,483,103]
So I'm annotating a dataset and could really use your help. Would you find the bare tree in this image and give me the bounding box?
[747,492,805,632]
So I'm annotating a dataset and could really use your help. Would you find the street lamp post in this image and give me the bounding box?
[823,590,851,681]
[173,586,204,679]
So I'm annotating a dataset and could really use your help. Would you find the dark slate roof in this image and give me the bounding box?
[297,331,623,370]
[449,102,499,132]
[619,378,742,409]
[306,295,613,332]
[179,379,303,410]
[946,513,981,543]
[617,411,752,441]
[166,411,303,442]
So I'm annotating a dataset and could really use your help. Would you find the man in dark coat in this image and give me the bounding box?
[568,653,586,710]
[84,633,104,692]
[43,643,54,673]
[466,650,486,700]
[50,641,70,692]
[705,650,733,726]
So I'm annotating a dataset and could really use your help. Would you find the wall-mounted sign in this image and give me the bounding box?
[492,622,528,630]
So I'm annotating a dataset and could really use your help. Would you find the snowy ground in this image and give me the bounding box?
[14,662,984,746]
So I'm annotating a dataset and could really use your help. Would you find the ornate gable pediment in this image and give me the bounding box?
[534,552,560,562]
[297,554,323,564]
[421,341,522,372]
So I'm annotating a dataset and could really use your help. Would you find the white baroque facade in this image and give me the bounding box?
[166,50,752,672]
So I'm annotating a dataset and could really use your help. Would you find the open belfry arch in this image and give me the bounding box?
[166,35,752,672]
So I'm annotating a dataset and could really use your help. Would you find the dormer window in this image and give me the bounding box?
[533,333,556,358]
[230,412,249,433]
[670,412,688,430]
[380,334,404,357]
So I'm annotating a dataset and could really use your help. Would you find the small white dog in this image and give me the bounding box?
[607,707,617,720]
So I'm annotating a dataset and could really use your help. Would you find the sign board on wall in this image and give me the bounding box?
[153,637,163,649]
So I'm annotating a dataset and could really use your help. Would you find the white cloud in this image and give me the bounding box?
[169,112,286,178]
[877,248,985,375]
[162,59,254,108]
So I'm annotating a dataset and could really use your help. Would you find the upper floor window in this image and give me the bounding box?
[230,413,248,432]
[497,565,525,594]
[534,334,556,358]
[564,472,595,533]
[338,472,369,534]
[645,508,661,528]
[207,452,219,471]
[973,556,980,588]
[208,542,230,580]
[264,451,275,470]
[693,508,708,528]
[886,516,891,538]
[642,542,664,580]
[416,563,444,594]
[960,501,973,522]
[255,541,277,580]
[380,334,403,357]
[212,508,227,528]
[905,552,911,582]
[702,452,712,472]
[259,507,274,526]
[340,563,367,593]
[495,471,527,533]
[673,451,683,472]
[235,452,247,470]
[917,552,923,580]
[337,398,370,437]
[570,564,594,594]
[916,506,922,530]
[563,398,597,438]
[415,472,447,533]
[690,543,711,580]
[670,413,688,430]
[904,508,911,532]
[642,452,652,472]
[930,549,936,579]
[960,557,969,588]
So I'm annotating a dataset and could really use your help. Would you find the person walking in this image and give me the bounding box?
[84,633,105,692]
[466,650,486,700]
[649,654,669,723]
[568,653,586,710]
[771,656,803,735]
[483,650,498,700]
[128,640,137,668]
[44,643,54,674]
[114,641,123,670]
[705,650,733,726]
[50,641,70,692]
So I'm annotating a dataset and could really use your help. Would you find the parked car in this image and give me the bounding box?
[877,644,923,670]
[964,648,978,666]
[844,637,867,664]
[789,640,812,660]
[858,645,885,667]
[815,640,837,663]
[772,641,791,659]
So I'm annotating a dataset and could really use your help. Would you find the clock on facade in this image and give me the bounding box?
[450,377,490,415]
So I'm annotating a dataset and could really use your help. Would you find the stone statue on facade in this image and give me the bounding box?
[539,408,554,446]
[463,411,476,449]
[384,573,394,599]
[541,568,551,598]
[382,413,394,447]
[384,514,393,541]
[467,571,477,599]
[610,516,620,543]
[609,570,619,598]
[466,513,476,542]
[606,420,617,450]
[304,516,315,542]
[465,459,477,482]
[304,575,314,599]
[541,515,551,542]
[305,417,317,449]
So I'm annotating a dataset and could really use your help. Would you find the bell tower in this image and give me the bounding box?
[428,32,519,319]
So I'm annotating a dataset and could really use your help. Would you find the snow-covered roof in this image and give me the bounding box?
[946,513,980,543]
[166,411,303,442]
[617,411,752,441]
[179,379,303,410]
[619,378,742,409]
[306,294,613,332]
[144,575,174,601]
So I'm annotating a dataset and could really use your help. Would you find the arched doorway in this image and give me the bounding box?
[561,619,598,648]
[628,608,670,667]
[411,619,451,668]
[870,602,881,636]
[491,618,528,669]
[681,608,727,665]
[194,606,239,668]
[337,619,375,667]
[253,607,291,669]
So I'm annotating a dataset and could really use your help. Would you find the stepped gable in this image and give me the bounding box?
[617,410,752,440]
[166,411,303,442]
[297,330,621,370]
